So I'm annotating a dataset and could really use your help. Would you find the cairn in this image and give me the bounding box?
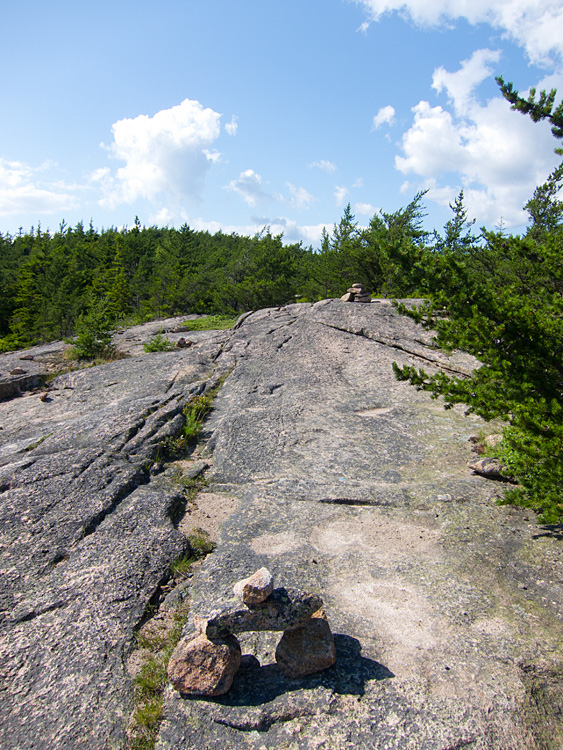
[167,568,336,696]
[340,282,371,303]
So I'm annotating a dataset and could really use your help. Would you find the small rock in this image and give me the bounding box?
[275,610,336,678]
[167,633,241,696]
[10,368,26,375]
[233,567,274,605]
[39,392,51,402]
[19,355,35,361]
[484,434,503,449]
[340,293,354,302]
[176,337,192,348]
[468,457,511,481]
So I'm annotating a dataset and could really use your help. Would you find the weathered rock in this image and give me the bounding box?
[275,609,336,677]
[468,456,512,480]
[198,587,324,639]
[176,337,192,348]
[340,292,354,301]
[3,302,563,749]
[0,320,230,750]
[158,300,563,750]
[167,633,242,696]
[233,567,274,604]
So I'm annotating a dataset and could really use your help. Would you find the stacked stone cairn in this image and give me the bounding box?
[340,282,371,303]
[167,567,336,696]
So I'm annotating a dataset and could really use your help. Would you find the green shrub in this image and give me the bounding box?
[70,300,116,360]
[143,332,175,352]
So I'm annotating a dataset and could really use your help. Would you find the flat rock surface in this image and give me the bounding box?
[1,301,563,750]
[158,301,563,750]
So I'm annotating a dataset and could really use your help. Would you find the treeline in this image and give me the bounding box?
[0,193,447,352]
[0,220,308,349]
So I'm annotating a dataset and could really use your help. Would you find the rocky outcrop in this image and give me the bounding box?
[0,323,231,749]
[168,569,336,695]
[1,301,563,750]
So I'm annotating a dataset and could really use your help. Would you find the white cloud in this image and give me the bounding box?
[432,49,501,114]
[372,105,396,129]
[395,57,562,227]
[286,182,317,210]
[354,0,563,65]
[225,169,269,206]
[0,158,78,217]
[355,201,378,216]
[335,185,350,206]
[225,115,238,136]
[99,98,222,209]
[309,159,337,173]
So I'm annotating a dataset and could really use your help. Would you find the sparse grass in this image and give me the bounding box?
[24,434,50,452]
[182,375,228,442]
[170,528,216,581]
[188,527,216,558]
[178,315,237,331]
[128,603,190,750]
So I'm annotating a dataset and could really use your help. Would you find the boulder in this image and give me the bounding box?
[167,633,242,696]
[275,609,336,678]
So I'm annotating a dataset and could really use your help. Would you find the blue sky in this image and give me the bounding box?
[1,0,562,245]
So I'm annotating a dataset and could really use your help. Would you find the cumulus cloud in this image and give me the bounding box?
[372,105,396,129]
[225,169,270,206]
[286,182,317,210]
[353,0,563,64]
[395,54,561,227]
[309,159,337,173]
[99,98,222,209]
[0,158,78,217]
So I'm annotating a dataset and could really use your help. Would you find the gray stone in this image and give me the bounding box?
[0,319,230,750]
[176,337,192,348]
[198,587,324,639]
[159,300,563,749]
[2,303,563,749]
[468,456,512,480]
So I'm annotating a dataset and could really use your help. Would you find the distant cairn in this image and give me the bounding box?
[340,283,371,303]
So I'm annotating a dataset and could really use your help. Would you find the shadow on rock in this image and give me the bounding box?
[532,523,563,541]
[191,634,393,708]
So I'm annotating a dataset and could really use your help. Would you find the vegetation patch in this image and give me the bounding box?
[127,603,189,750]
[143,332,175,353]
[177,315,238,331]
[127,526,215,750]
